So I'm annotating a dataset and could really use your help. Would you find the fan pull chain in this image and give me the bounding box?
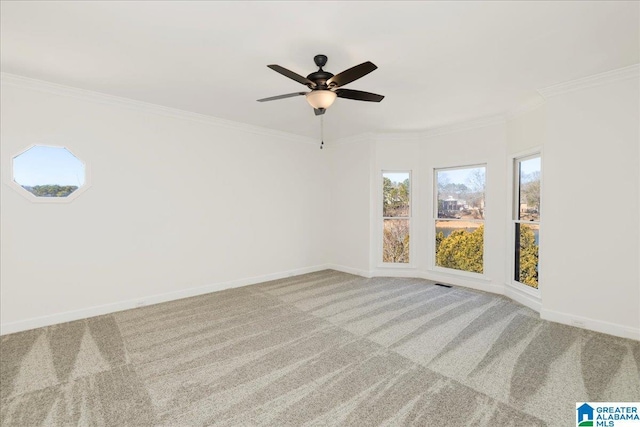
[320,115,324,150]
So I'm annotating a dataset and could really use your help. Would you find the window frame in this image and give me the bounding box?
[431,163,487,278]
[509,150,542,295]
[379,169,413,268]
[8,144,91,204]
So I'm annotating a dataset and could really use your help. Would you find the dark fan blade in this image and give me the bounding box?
[326,61,377,87]
[314,108,326,116]
[267,65,316,87]
[257,92,307,102]
[335,89,384,102]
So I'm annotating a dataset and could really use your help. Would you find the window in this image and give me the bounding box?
[12,145,86,201]
[382,171,410,264]
[434,165,485,274]
[513,155,540,288]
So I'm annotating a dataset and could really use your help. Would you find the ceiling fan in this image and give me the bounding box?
[257,54,384,115]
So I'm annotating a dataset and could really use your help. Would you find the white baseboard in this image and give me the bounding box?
[326,264,372,278]
[369,268,421,279]
[541,308,640,341]
[420,271,504,295]
[329,265,504,295]
[5,264,637,342]
[328,265,638,341]
[504,283,542,313]
[0,264,330,336]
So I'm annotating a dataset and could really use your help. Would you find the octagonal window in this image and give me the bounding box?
[13,145,86,199]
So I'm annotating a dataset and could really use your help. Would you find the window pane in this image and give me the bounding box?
[518,157,540,221]
[514,223,539,288]
[436,167,485,219]
[383,219,410,263]
[13,146,85,198]
[435,221,483,273]
[383,172,410,217]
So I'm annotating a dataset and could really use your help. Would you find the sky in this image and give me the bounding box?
[436,166,486,188]
[385,157,541,187]
[383,172,410,184]
[13,148,537,189]
[519,156,541,176]
[13,146,85,187]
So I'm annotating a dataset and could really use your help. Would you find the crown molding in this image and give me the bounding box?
[328,132,375,147]
[537,64,639,99]
[5,64,636,148]
[0,73,317,145]
[504,96,546,121]
[374,131,424,143]
[333,63,640,145]
[370,114,507,144]
[423,114,506,138]
[328,114,507,147]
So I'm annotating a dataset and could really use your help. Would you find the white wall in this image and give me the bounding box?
[325,125,507,295]
[507,105,546,154]
[504,105,546,311]
[365,126,508,295]
[418,126,508,293]
[2,71,638,340]
[1,80,330,332]
[327,75,639,339]
[371,138,421,273]
[542,77,639,335]
[326,137,373,275]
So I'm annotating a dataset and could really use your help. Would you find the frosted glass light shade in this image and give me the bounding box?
[305,90,337,109]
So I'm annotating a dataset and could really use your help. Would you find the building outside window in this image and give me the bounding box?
[434,165,486,274]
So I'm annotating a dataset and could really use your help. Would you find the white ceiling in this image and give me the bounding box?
[1,1,638,140]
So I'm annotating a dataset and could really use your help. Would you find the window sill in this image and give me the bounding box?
[377,263,416,269]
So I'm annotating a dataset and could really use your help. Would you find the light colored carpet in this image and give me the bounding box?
[1,270,639,426]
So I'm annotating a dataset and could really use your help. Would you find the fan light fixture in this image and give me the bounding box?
[305,90,337,109]
[257,55,383,117]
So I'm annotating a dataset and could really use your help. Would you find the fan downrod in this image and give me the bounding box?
[308,55,333,87]
[258,55,384,108]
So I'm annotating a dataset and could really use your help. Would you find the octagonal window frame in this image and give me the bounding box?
[10,144,91,203]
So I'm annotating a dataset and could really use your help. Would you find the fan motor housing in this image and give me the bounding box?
[307,70,334,88]
[258,55,383,107]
